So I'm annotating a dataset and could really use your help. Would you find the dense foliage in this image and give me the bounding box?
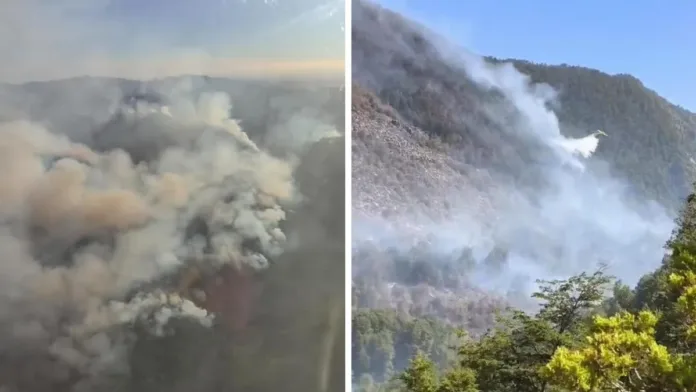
[352,309,460,385]
[371,191,696,392]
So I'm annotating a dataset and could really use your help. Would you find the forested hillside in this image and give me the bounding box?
[351,0,696,388]
[355,190,696,391]
[371,191,696,392]
[353,0,696,210]
[505,59,696,205]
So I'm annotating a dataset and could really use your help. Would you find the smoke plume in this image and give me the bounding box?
[352,0,674,306]
[0,83,329,390]
[0,0,345,389]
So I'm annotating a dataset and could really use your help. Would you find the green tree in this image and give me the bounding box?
[666,244,696,346]
[352,309,458,383]
[388,190,696,392]
[665,244,696,388]
[453,268,613,392]
[533,267,614,335]
[400,353,479,392]
[541,311,676,392]
[400,353,440,392]
[601,281,636,316]
[541,193,696,392]
[438,368,479,392]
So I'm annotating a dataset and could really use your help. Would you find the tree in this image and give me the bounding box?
[453,268,613,392]
[601,281,636,316]
[400,353,439,392]
[400,353,479,392]
[664,244,696,389]
[388,188,696,392]
[352,309,459,383]
[541,194,696,392]
[391,262,695,392]
[541,311,676,392]
[666,244,696,347]
[437,368,479,392]
[625,192,696,351]
[533,267,614,335]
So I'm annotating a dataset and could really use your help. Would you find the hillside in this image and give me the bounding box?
[353,0,696,210]
[351,0,696,385]
[504,60,696,204]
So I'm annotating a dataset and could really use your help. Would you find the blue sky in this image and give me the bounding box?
[1,0,344,81]
[377,0,695,111]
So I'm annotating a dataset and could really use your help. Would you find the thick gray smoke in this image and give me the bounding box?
[352,1,674,304]
[0,0,345,389]
[0,85,312,390]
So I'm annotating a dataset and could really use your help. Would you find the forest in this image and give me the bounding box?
[354,189,696,392]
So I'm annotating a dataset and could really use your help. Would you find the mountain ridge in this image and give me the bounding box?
[353,0,696,211]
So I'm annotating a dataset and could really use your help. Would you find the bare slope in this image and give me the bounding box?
[352,84,496,223]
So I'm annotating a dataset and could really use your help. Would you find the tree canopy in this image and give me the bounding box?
[370,190,696,392]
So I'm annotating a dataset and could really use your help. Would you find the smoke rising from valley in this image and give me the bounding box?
[0,0,345,390]
[0,85,303,389]
[0,78,346,392]
[352,0,674,305]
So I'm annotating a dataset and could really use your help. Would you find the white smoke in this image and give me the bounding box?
[445,51,673,290]
[352,1,674,305]
[0,86,299,388]
[556,132,602,159]
[266,113,341,152]
[261,89,344,156]
[447,53,603,172]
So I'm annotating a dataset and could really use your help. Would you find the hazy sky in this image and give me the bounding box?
[378,0,695,111]
[1,0,345,82]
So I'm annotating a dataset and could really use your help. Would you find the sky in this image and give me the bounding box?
[377,0,696,111]
[0,0,344,82]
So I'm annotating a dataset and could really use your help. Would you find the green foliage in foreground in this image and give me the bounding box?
[352,309,462,384]
[389,191,696,392]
